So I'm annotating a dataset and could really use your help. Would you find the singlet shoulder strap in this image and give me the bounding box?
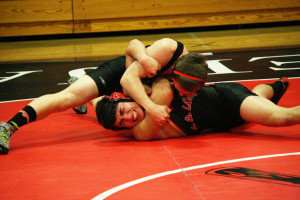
[159,41,184,73]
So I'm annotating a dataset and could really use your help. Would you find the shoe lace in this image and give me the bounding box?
[0,126,11,143]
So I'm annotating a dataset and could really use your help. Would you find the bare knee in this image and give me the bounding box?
[59,92,77,110]
[252,84,273,99]
[58,89,90,110]
[57,78,98,110]
[39,92,75,112]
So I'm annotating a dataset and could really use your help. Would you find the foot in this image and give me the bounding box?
[68,77,88,114]
[271,77,290,104]
[0,122,17,154]
[279,77,290,91]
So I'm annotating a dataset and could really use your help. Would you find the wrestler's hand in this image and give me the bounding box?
[139,56,161,78]
[147,104,171,126]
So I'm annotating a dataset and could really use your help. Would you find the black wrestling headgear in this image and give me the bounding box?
[96,92,133,130]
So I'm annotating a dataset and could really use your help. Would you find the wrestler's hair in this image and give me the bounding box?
[96,97,132,130]
[173,53,208,91]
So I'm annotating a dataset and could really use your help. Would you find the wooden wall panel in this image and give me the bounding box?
[257,0,300,9]
[0,21,73,37]
[0,0,299,37]
[73,0,256,20]
[0,0,73,23]
[73,8,300,34]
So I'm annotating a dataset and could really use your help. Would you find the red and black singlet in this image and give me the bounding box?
[169,83,256,136]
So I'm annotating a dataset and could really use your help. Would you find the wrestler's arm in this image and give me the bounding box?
[121,38,181,125]
[133,77,183,141]
[125,39,161,77]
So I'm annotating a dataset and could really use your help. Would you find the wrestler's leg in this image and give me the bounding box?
[240,96,300,127]
[0,75,98,154]
[252,77,290,103]
[251,84,274,99]
[241,77,299,126]
[5,75,98,125]
[29,75,98,120]
[68,76,87,114]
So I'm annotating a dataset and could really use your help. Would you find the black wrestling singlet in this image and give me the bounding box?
[170,83,251,135]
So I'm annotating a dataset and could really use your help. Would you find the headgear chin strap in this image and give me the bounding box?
[173,70,206,82]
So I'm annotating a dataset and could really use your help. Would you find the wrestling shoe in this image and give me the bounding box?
[270,77,290,104]
[0,122,17,154]
[279,77,290,91]
[68,76,87,114]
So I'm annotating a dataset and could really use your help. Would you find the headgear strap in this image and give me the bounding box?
[107,92,132,101]
[173,70,205,82]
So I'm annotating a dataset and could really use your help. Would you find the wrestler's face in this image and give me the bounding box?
[113,102,145,128]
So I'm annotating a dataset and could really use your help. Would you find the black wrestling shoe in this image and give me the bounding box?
[270,77,290,104]
[68,76,88,114]
[0,122,17,154]
[279,77,290,91]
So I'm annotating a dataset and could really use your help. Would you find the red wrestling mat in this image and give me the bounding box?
[0,78,300,200]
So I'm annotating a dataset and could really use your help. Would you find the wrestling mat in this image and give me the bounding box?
[0,48,300,199]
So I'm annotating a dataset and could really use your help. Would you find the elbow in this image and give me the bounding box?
[164,89,174,104]
[165,86,174,97]
[129,39,140,44]
[121,69,139,89]
[159,38,175,50]
[162,81,174,99]
[161,87,174,104]
[126,39,140,54]
[120,75,129,89]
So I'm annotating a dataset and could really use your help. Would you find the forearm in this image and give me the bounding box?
[121,71,155,112]
[126,39,147,68]
[133,78,173,140]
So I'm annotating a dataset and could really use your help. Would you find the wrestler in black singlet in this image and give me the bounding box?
[87,41,184,96]
[170,83,257,136]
